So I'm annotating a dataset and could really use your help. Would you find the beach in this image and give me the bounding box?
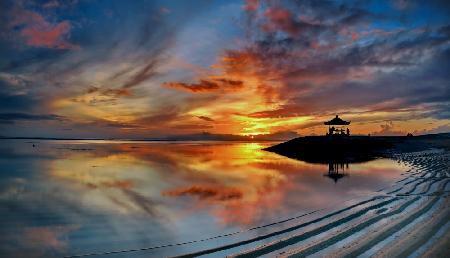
[0,137,448,257]
[172,135,450,257]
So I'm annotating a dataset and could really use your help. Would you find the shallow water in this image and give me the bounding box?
[0,140,408,257]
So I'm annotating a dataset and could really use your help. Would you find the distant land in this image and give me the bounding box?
[1,132,450,144]
[0,131,300,142]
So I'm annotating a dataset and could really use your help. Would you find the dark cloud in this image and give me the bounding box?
[0,0,186,97]
[0,92,37,112]
[1,0,449,137]
[427,104,450,120]
[263,6,303,36]
[120,58,159,90]
[164,78,244,93]
[214,78,244,87]
[164,80,219,92]
[237,1,450,120]
[197,116,214,122]
[256,0,376,41]
[0,113,64,123]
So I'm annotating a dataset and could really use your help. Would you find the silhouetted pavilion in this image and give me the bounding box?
[325,115,351,136]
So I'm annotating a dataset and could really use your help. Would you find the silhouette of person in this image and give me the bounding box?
[330,126,335,135]
[347,128,350,136]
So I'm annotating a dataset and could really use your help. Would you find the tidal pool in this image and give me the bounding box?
[0,140,408,257]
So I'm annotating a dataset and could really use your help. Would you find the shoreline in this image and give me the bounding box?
[164,136,450,257]
[20,136,449,258]
[263,133,450,164]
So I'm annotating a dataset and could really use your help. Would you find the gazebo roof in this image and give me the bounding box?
[324,115,350,125]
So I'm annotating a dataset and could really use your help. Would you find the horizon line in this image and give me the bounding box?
[1,132,449,141]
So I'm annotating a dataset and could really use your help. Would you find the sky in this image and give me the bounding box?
[0,0,449,139]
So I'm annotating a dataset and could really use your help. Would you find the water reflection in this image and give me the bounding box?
[325,162,349,183]
[0,140,407,257]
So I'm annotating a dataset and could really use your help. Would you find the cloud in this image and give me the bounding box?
[263,7,301,36]
[0,0,202,138]
[9,6,78,49]
[43,0,60,9]
[164,80,219,92]
[0,72,30,87]
[243,0,259,11]
[164,78,243,93]
[230,3,450,120]
[136,109,181,125]
[120,59,159,90]
[1,0,449,137]
[87,179,134,190]
[197,116,214,122]
[20,21,78,49]
[0,113,64,123]
[0,92,37,112]
[155,0,449,136]
[416,123,450,134]
[371,121,407,136]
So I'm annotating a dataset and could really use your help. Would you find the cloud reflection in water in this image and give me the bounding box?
[0,140,407,257]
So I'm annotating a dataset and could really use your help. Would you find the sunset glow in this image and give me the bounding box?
[1,0,449,138]
[1,2,450,256]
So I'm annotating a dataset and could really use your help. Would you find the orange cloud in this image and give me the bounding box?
[160,43,288,136]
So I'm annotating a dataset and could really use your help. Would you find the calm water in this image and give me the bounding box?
[0,140,407,257]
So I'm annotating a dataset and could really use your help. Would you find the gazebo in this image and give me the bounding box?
[324,115,351,136]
